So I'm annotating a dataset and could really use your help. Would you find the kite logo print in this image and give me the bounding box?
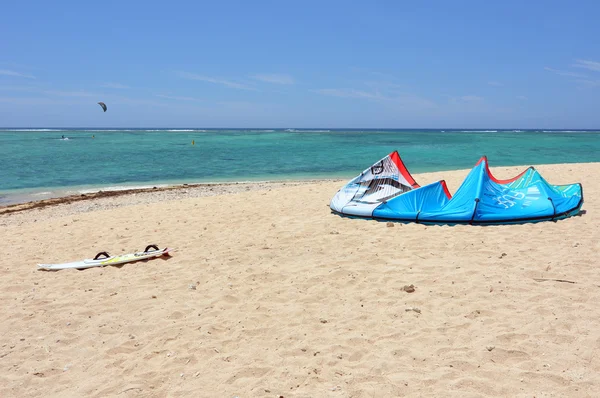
[354,177,410,204]
[494,190,526,209]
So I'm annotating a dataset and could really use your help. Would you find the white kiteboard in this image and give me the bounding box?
[38,244,174,271]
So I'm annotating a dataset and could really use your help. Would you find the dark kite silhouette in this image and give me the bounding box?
[98,102,107,112]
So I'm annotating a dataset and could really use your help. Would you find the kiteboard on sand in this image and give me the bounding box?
[38,244,174,271]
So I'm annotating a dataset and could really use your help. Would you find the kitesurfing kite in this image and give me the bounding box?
[330,151,583,225]
[98,102,107,112]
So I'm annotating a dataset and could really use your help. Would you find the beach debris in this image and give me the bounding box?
[188,284,197,290]
[386,222,394,227]
[402,284,415,293]
[405,307,421,314]
[486,346,495,352]
[320,319,328,324]
[499,252,507,259]
[533,278,576,284]
[465,310,481,319]
[152,295,157,299]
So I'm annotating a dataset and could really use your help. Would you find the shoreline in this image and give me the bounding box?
[0,175,353,208]
[0,179,344,219]
[3,159,598,215]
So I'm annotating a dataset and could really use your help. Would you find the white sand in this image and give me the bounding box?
[1,163,598,397]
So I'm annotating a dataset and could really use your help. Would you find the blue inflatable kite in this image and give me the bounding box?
[330,151,583,225]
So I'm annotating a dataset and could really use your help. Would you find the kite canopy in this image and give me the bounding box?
[330,151,583,225]
[97,102,107,112]
[330,151,420,217]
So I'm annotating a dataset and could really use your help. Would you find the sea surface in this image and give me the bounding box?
[1,128,599,205]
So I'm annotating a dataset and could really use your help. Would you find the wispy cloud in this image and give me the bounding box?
[576,79,600,88]
[107,95,171,107]
[0,86,97,97]
[101,82,130,89]
[251,74,295,85]
[0,97,74,105]
[544,67,588,78]
[488,81,503,87]
[0,85,39,92]
[313,70,440,111]
[573,59,600,72]
[314,87,437,111]
[177,71,255,90]
[362,80,405,92]
[42,90,95,97]
[155,94,201,101]
[451,95,483,103]
[313,88,385,100]
[0,69,36,79]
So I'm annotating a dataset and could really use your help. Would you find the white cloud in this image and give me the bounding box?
[362,81,406,93]
[177,71,255,90]
[42,90,94,97]
[0,97,71,105]
[0,69,36,79]
[488,81,503,87]
[251,74,294,85]
[313,88,384,100]
[0,85,38,92]
[155,94,201,101]
[573,59,600,72]
[314,88,436,111]
[101,82,130,89]
[107,95,171,107]
[452,95,483,103]
[576,79,600,87]
[391,95,437,110]
[544,67,588,78]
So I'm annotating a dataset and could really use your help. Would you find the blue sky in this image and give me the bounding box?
[1,1,599,128]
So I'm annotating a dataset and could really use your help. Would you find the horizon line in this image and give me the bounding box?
[1,127,599,130]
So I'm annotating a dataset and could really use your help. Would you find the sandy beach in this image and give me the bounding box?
[1,162,599,397]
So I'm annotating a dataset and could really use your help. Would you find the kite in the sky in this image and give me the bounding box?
[98,102,107,112]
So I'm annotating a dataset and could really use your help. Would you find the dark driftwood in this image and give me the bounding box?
[533,278,576,284]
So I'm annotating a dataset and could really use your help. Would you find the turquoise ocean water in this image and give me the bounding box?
[1,128,599,205]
